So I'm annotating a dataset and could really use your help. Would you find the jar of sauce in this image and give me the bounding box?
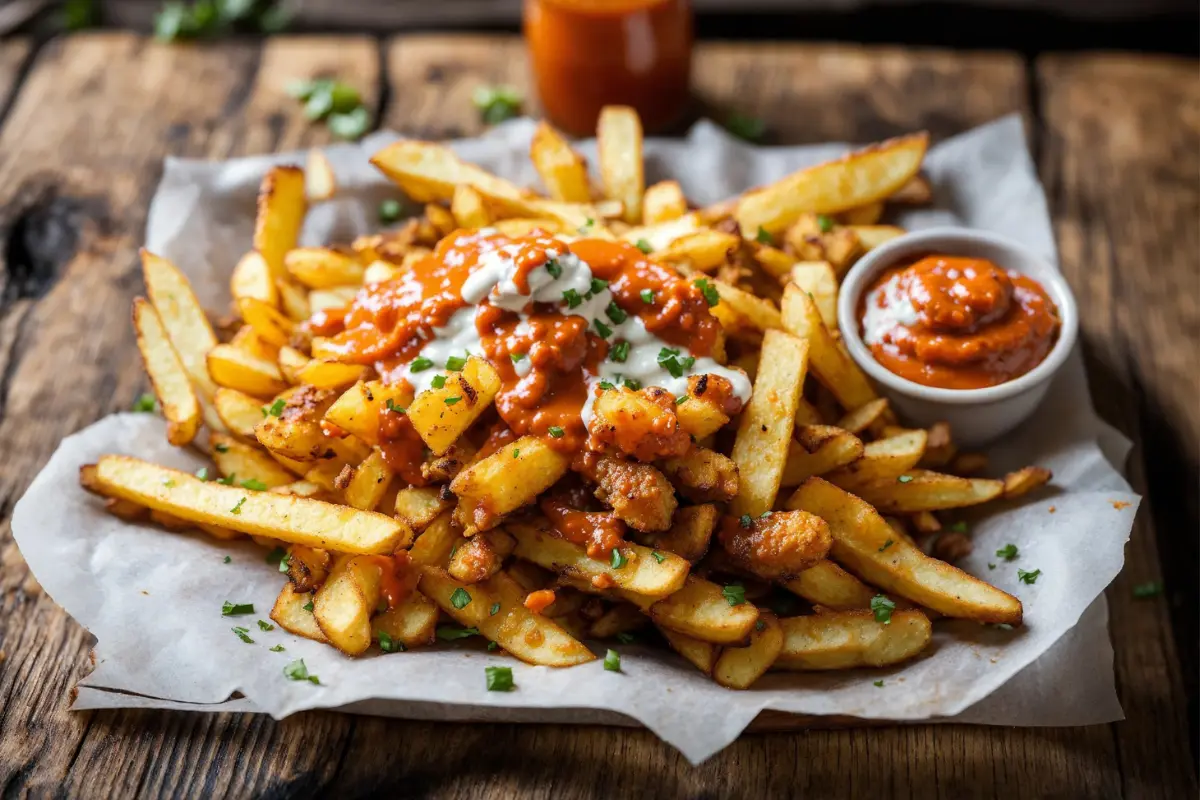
[858,254,1060,390]
[523,0,693,136]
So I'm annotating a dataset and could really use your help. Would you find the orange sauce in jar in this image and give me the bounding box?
[523,0,693,135]
[858,254,1060,390]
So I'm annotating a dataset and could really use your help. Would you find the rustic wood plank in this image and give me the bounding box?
[1037,52,1199,799]
[0,33,378,797]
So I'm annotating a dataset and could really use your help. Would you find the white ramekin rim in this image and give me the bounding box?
[836,227,1079,406]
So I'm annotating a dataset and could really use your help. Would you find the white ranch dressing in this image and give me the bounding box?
[861,270,922,346]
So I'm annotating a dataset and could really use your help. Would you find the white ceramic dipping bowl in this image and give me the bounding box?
[837,227,1078,448]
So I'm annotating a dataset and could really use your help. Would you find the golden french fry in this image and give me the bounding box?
[447,528,515,584]
[254,165,307,282]
[343,450,395,511]
[211,433,297,489]
[231,251,279,308]
[296,359,369,391]
[654,230,740,272]
[419,567,596,667]
[633,504,718,564]
[836,398,890,435]
[255,388,339,461]
[781,283,878,411]
[238,297,293,349]
[450,184,492,229]
[275,279,311,323]
[789,261,839,328]
[789,477,1021,624]
[597,105,644,223]
[314,555,384,655]
[324,380,413,446]
[407,358,501,455]
[132,298,201,446]
[712,279,783,332]
[1002,466,1053,499]
[285,247,365,289]
[846,224,906,251]
[305,149,337,201]
[661,627,717,674]
[372,591,439,649]
[642,180,688,225]
[713,609,783,689]
[645,576,760,645]
[394,486,453,532]
[451,436,570,534]
[782,560,878,611]
[620,213,702,252]
[530,120,591,203]
[207,344,288,398]
[774,610,932,670]
[853,469,1006,513]
[839,202,884,226]
[284,544,331,592]
[270,583,328,642]
[589,603,649,639]
[729,330,809,517]
[673,391,731,439]
[780,425,864,488]
[735,132,928,235]
[140,249,219,399]
[88,455,411,554]
[409,511,463,569]
[824,429,928,493]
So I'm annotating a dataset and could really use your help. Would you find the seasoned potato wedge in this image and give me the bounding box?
[774,609,932,670]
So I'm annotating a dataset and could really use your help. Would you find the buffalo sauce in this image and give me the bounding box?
[858,254,1060,390]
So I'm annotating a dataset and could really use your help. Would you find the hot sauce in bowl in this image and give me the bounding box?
[858,254,1061,390]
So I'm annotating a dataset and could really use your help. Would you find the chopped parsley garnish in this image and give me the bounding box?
[722,584,746,607]
[490,602,501,616]
[615,632,636,645]
[472,85,522,125]
[651,551,666,564]
[548,426,565,438]
[578,217,594,234]
[232,627,254,644]
[385,399,405,414]
[241,478,267,491]
[378,199,404,224]
[739,514,753,529]
[816,214,835,233]
[755,227,772,244]
[675,395,689,405]
[302,601,314,612]
[995,543,1019,561]
[873,680,885,688]
[132,393,157,412]
[562,288,584,309]
[431,375,447,389]
[450,587,472,610]
[230,497,246,515]
[264,399,286,417]
[610,548,627,569]
[870,594,896,624]
[487,641,499,652]
[654,347,694,379]
[223,556,232,564]
[609,340,630,363]
[436,625,480,641]
[603,649,621,672]
[635,239,653,254]
[897,474,914,483]
[988,563,996,570]
[444,396,462,406]
[589,277,608,295]
[640,289,655,304]
[949,521,968,533]
[162,478,176,488]
[544,258,563,279]
[378,631,405,653]
[270,644,285,652]
[878,539,894,552]
[257,620,274,631]
[605,302,627,325]
[266,547,287,566]
[594,319,613,338]
[445,354,467,371]
[410,357,434,373]
[693,278,719,307]
[1017,568,1041,585]
[222,601,254,616]
[510,352,525,363]
[512,449,520,458]
[598,380,616,391]
[1133,581,1163,599]
[724,112,765,142]
[283,658,319,684]
[216,473,236,486]
[214,443,229,453]
[621,377,642,390]
[195,468,210,481]
[485,665,515,691]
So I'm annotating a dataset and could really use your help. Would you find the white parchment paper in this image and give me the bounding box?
[12,116,1138,764]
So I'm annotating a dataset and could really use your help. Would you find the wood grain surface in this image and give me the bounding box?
[0,33,1194,799]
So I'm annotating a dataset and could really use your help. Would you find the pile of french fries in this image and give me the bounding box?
[80,106,1052,691]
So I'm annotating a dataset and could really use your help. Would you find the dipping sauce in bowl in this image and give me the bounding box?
[858,254,1061,390]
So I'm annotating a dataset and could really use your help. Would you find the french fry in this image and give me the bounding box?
[419,567,596,667]
[788,477,1021,624]
[394,486,454,532]
[789,261,839,328]
[324,380,414,446]
[846,224,905,251]
[275,279,312,324]
[132,298,201,446]
[254,165,307,282]
[309,287,358,314]
[674,390,731,439]
[729,330,809,517]
[270,583,328,642]
[305,149,337,201]
[285,544,331,592]
[661,627,717,674]
[450,436,570,533]
[231,251,279,307]
[781,283,878,411]
[530,121,591,203]
[370,139,526,205]
[1002,466,1053,499]
[735,132,928,235]
[211,433,297,489]
[409,510,462,568]
[836,398,890,435]
[774,610,932,670]
[313,555,383,655]
[660,447,739,504]
[207,344,289,398]
[632,504,718,563]
[654,230,740,272]
[597,105,644,223]
[782,560,878,610]
[450,184,492,229]
[425,203,456,238]
[343,450,394,511]
[285,248,365,289]
[372,591,439,649]
[88,455,411,554]
[839,202,884,225]
[712,279,783,332]
[825,429,928,493]
[852,469,1006,513]
[140,249,219,399]
[645,575,759,645]
[447,528,515,584]
[296,359,369,391]
[588,603,648,640]
[406,358,501,455]
[509,520,689,597]
[780,425,864,488]
[255,387,339,461]
[713,609,783,689]
[238,297,293,349]
[642,180,688,225]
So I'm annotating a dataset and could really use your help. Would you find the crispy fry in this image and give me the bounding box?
[207,344,289,398]
[789,261,839,328]
[132,298,201,446]
[270,583,328,642]
[254,165,307,282]
[836,398,890,435]
[642,180,688,224]
[238,297,294,349]
[450,184,492,229]
[343,450,394,511]
[305,149,337,201]
[313,555,383,655]
[780,425,864,488]
[451,436,570,533]
[782,560,878,610]
[409,510,462,568]
[231,250,279,307]
[781,283,878,411]
[407,358,501,455]
[660,627,717,674]
[853,469,1005,513]
[447,528,516,584]
[597,106,644,223]
[372,591,439,649]
[774,610,932,670]
[645,575,760,645]
[530,121,591,203]
[211,433,297,489]
[825,429,928,493]
[140,250,219,399]
[713,609,783,689]
[1002,466,1053,499]
[394,486,454,532]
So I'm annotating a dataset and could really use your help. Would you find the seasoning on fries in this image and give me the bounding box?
[83,106,1051,690]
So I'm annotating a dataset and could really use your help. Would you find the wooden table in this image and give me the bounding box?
[0,33,1195,798]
